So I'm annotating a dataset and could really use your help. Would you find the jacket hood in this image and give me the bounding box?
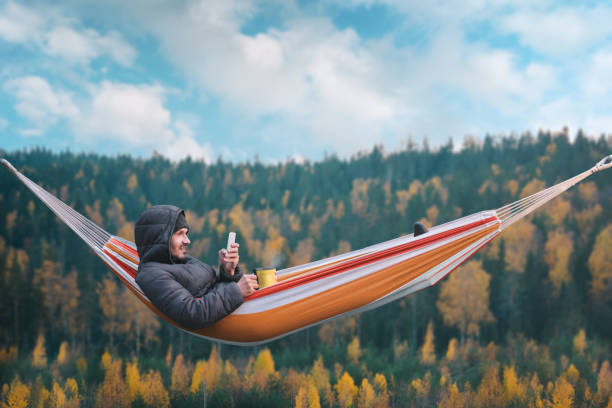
[135,205,185,266]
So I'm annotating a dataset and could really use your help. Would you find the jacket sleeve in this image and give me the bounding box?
[137,267,244,330]
[218,263,243,283]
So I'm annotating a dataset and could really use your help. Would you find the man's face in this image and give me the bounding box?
[170,227,190,260]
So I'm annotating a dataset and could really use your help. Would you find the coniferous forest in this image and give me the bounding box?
[1,130,611,407]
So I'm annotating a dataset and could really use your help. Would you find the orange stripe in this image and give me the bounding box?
[247,216,498,300]
[195,224,498,342]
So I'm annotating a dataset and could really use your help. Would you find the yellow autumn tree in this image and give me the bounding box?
[446,338,459,362]
[437,260,494,344]
[347,337,362,365]
[289,238,315,266]
[50,381,66,408]
[475,366,502,407]
[501,219,536,272]
[550,376,574,408]
[118,286,160,355]
[335,372,358,408]
[372,373,390,408]
[64,378,79,408]
[252,348,277,390]
[170,354,191,397]
[503,365,522,404]
[597,361,612,403]
[1,376,30,408]
[31,331,47,369]
[310,355,334,407]
[589,224,612,303]
[95,360,129,408]
[56,341,69,366]
[356,378,375,408]
[139,370,169,408]
[544,229,573,296]
[419,320,436,366]
[124,359,141,402]
[573,329,587,356]
[295,387,308,408]
[97,276,120,350]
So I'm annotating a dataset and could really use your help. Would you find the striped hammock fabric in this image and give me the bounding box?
[2,156,611,346]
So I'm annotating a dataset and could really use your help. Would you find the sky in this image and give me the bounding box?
[1,0,612,163]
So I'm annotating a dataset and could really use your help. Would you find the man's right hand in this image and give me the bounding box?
[237,274,259,298]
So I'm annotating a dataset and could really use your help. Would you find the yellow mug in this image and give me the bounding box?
[255,267,277,289]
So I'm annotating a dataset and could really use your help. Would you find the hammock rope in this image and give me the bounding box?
[2,155,610,345]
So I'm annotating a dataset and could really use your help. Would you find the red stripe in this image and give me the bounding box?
[103,249,138,279]
[246,216,499,301]
[110,237,139,259]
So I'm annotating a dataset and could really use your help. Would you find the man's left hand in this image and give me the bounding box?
[219,243,239,276]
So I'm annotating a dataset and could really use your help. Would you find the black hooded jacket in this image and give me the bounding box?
[134,205,244,330]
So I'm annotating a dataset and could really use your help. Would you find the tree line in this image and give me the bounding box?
[0,129,611,406]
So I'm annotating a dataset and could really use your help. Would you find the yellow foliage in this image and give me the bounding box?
[550,377,574,408]
[262,226,287,266]
[598,361,612,399]
[446,338,459,362]
[2,377,30,408]
[573,330,587,356]
[5,210,17,233]
[589,224,612,301]
[520,178,546,199]
[373,373,390,408]
[95,360,129,408]
[126,173,138,192]
[357,378,375,408]
[503,365,521,403]
[101,349,112,371]
[394,340,409,361]
[190,360,207,394]
[544,229,573,296]
[307,383,321,408]
[347,337,361,365]
[419,321,436,366]
[578,181,598,205]
[478,179,498,197]
[98,277,120,348]
[32,332,47,368]
[125,360,141,402]
[295,387,308,408]
[170,354,191,397]
[547,198,571,227]
[56,342,69,366]
[85,200,104,228]
[565,364,580,386]
[505,179,519,197]
[330,241,352,257]
[502,219,535,272]
[426,205,439,226]
[76,357,87,376]
[318,317,357,346]
[437,260,494,339]
[283,368,309,401]
[475,366,502,407]
[411,372,431,400]
[51,381,66,408]
[64,378,78,404]
[254,348,276,375]
[335,372,358,408]
[310,355,333,406]
[351,178,372,217]
[0,346,18,365]
[182,180,193,196]
[139,370,169,408]
[289,238,316,266]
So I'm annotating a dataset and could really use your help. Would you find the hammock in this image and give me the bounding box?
[2,156,611,346]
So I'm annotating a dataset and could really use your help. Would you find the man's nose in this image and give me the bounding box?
[185,236,191,245]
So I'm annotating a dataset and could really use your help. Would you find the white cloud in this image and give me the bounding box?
[501,6,612,57]
[582,49,612,97]
[0,116,8,131]
[3,76,79,134]
[74,81,173,145]
[73,81,213,162]
[0,1,45,43]
[44,26,136,66]
[0,2,136,67]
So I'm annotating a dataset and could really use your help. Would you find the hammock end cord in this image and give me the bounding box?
[594,154,612,173]
[1,158,18,175]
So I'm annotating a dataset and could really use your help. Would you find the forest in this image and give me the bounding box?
[0,129,611,407]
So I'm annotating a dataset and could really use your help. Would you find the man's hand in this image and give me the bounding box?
[237,274,258,297]
[219,243,240,276]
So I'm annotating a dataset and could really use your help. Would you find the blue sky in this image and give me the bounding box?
[1,0,612,163]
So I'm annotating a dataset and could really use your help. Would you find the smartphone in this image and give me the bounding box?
[226,232,236,251]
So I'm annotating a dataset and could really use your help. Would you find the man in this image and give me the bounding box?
[134,205,258,330]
